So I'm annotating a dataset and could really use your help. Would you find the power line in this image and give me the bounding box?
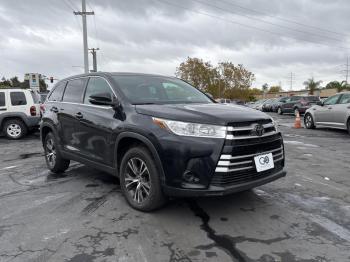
[191,0,343,43]
[218,0,349,38]
[154,0,349,51]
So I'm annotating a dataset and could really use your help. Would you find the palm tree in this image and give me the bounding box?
[303,78,322,95]
[325,80,349,92]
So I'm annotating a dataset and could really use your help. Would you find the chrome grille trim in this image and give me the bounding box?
[227,122,274,131]
[219,146,283,160]
[215,146,284,173]
[226,131,276,140]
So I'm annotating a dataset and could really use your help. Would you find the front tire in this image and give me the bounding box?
[304,113,315,129]
[120,146,166,211]
[44,132,70,173]
[347,119,350,135]
[3,119,27,140]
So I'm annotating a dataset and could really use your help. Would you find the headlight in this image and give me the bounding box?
[152,117,227,138]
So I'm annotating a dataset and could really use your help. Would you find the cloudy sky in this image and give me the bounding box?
[1,0,349,90]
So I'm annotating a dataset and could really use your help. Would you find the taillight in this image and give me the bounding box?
[30,106,37,116]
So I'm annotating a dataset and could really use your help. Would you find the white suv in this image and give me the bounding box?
[0,89,41,139]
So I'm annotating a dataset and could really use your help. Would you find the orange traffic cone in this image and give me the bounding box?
[294,112,302,129]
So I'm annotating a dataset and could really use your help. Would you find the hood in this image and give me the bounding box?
[135,103,271,125]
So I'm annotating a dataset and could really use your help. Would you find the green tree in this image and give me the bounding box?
[303,78,322,95]
[175,57,255,100]
[269,85,282,93]
[325,80,349,92]
[175,57,216,93]
[262,83,269,93]
[10,76,21,87]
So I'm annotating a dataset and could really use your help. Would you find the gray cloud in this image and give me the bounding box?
[0,0,349,89]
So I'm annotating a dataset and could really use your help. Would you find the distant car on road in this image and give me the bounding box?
[271,97,289,112]
[0,89,41,139]
[277,95,320,116]
[262,98,278,112]
[304,92,350,134]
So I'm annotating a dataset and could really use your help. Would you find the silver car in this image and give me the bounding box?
[304,92,350,134]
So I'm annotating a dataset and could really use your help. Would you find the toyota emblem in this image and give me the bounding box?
[253,124,265,137]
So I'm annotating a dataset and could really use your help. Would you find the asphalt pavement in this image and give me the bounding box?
[0,113,349,262]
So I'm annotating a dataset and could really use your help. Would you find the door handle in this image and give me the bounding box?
[347,106,350,109]
[50,106,59,113]
[327,107,332,110]
[75,112,83,119]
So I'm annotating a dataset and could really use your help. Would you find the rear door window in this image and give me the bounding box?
[0,92,5,107]
[63,78,87,103]
[48,82,66,102]
[10,92,27,106]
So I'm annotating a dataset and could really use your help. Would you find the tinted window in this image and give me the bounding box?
[304,96,319,102]
[84,77,114,104]
[339,94,350,104]
[112,75,212,104]
[324,94,340,105]
[63,78,87,103]
[291,96,301,101]
[48,82,66,102]
[0,92,5,107]
[10,92,27,106]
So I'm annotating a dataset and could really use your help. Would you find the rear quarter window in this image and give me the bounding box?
[10,92,27,106]
[0,92,5,107]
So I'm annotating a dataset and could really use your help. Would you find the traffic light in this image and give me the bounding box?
[50,77,54,83]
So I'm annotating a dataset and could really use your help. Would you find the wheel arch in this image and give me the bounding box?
[114,132,165,183]
[0,114,28,130]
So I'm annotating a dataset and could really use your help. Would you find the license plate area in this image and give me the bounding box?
[254,153,274,172]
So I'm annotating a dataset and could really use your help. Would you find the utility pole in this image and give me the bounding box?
[289,72,294,91]
[346,56,349,84]
[74,0,94,73]
[89,48,100,72]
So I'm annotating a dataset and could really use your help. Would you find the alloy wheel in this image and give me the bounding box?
[305,115,312,128]
[124,157,151,204]
[46,138,56,168]
[7,124,22,138]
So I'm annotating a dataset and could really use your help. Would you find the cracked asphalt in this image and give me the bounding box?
[0,113,350,262]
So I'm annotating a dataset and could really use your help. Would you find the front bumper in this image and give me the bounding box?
[163,169,286,197]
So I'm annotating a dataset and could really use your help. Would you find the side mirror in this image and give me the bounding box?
[89,93,116,106]
[316,101,323,106]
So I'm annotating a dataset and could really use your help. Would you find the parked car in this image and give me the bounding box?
[271,97,289,112]
[277,95,320,115]
[248,99,267,111]
[217,98,231,104]
[304,92,350,134]
[262,98,278,112]
[40,72,286,211]
[0,89,41,139]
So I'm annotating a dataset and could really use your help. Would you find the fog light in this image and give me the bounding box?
[183,171,200,183]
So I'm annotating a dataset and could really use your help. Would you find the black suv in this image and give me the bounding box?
[277,95,320,115]
[41,73,286,211]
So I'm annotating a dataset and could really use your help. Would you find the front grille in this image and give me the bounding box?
[211,122,284,187]
[226,120,276,140]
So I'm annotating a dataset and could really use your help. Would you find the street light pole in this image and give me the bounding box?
[74,0,94,74]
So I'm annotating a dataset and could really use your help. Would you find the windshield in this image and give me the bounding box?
[112,75,213,104]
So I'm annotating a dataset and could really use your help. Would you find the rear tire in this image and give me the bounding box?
[120,146,166,212]
[277,107,283,115]
[3,119,27,140]
[347,119,350,135]
[304,113,315,129]
[44,132,70,173]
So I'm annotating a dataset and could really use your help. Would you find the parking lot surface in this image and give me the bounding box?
[0,113,349,262]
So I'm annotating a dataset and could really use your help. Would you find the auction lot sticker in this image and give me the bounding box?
[254,153,274,172]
